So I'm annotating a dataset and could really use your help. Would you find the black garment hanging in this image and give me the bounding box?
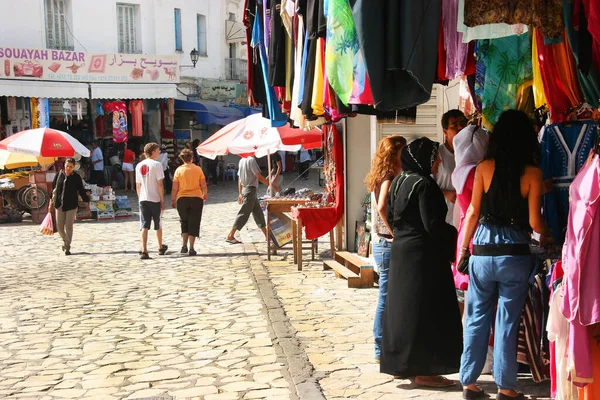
[350,0,442,111]
[245,0,267,106]
[300,38,318,117]
[268,0,287,87]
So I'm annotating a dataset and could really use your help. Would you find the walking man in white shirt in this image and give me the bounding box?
[226,156,278,244]
[136,143,167,259]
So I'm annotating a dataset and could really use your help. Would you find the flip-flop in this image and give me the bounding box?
[226,238,242,244]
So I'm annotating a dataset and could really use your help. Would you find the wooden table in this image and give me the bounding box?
[292,214,335,271]
[265,199,310,265]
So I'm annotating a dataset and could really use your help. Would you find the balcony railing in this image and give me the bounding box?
[225,58,247,81]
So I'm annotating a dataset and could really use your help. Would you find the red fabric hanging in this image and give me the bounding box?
[535,30,584,122]
[292,125,344,240]
[436,16,448,83]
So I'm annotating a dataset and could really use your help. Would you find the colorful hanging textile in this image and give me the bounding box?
[457,0,527,43]
[464,0,564,39]
[535,29,584,122]
[311,38,325,116]
[443,0,470,80]
[480,34,532,129]
[541,121,596,244]
[251,2,287,127]
[531,33,548,109]
[325,0,366,105]
[564,0,600,108]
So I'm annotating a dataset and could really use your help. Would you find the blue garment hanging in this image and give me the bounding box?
[251,3,287,128]
[541,121,597,243]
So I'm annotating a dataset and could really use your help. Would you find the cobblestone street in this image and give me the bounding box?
[0,174,552,399]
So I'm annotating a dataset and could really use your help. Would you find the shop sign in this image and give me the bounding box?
[0,47,180,83]
[200,80,248,106]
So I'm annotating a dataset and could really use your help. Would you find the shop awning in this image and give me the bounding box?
[175,99,246,126]
[226,20,246,43]
[90,83,177,99]
[0,80,89,99]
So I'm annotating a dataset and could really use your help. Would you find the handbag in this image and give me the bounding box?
[457,249,471,275]
[51,170,64,208]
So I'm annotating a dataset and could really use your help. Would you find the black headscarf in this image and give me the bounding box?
[401,137,440,176]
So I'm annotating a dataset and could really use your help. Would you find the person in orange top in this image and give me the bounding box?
[171,149,208,256]
[122,146,136,192]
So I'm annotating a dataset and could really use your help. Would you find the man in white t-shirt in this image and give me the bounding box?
[90,140,105,186]
[136,142,166,259]
[226,156,275,244]
[435,109,467,226]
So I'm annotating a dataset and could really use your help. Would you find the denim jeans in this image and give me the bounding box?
[372,237,392,359]
[460,224,532,390]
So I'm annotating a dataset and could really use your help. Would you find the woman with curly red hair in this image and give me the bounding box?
[364,135,407,362]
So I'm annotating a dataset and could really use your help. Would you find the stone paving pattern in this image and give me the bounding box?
[0,173,552,399]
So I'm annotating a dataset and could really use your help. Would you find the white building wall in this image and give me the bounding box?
[0,0,228,81]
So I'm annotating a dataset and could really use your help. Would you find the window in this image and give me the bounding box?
[174,8,182,52]
[197,14,207,57]
[228,12,236,21]
[117,3,139,53]
[44,0,73,50]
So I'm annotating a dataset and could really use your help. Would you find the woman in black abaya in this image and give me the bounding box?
[381,138,463,387]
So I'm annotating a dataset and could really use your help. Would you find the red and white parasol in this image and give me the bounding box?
[0,128,91,158]
[196,113,322,160]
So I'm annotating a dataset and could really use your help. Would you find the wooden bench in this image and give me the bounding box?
[323,251,374,288]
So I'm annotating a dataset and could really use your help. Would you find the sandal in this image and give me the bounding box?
[158,245,168,255]
[226,238,242,244]
[414,376,456,388]
[140,252,150,260]
[188,249,197,256]
[180,246,188,254]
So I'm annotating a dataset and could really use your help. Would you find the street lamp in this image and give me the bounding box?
[190,48,199,68]
[180,48,200,69]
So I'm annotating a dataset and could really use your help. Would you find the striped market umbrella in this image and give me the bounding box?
[0,128,90,158]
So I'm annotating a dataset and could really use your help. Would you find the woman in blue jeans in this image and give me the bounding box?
[457,111,553,400]
[364,135,406,362]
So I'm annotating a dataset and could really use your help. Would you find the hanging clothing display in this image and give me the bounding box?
[548,284,580,399]
[95,115,106,138]
[457,0,527,43]
[463,0,563,39]
[540,121,596,244]
[516,270,551,383]
[351,0,442,111]
[76,101,82,121]
[6,97,16,121]
[62,100,72,126]
[480,34,532,129]
[578,335,600,400]
[535,29,584,122]
[96,101,104,116]
[561,154,600,386]
[564,0,600,109]
[326,0,367,105]
[443,0,470,80]
[128,100,144,137]
[251,1,287,127]
[531,33,548,109]
[268,0,287,87]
